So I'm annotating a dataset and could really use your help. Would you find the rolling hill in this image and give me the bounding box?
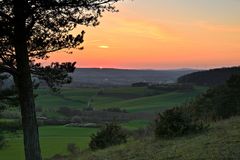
[178,66,240,86]
[79,116,240,160]
[0,68,197,89]
[66,68,197,87]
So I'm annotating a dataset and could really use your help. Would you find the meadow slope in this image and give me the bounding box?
[80,116,240,160]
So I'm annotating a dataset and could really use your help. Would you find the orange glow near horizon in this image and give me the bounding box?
[39,0,240,69]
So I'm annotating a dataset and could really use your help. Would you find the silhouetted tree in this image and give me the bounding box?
[0,0,121,159]
[89,122,127,150]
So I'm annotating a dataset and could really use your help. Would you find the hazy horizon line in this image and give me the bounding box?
[75,65,240,71]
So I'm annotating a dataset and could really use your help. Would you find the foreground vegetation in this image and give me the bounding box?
[78,116,240,160]
[0,84,212,159]
[49,75,240,160]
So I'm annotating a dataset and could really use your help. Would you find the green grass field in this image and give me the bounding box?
[35,87,148,110]
[0,126,97,160]
[98,90,204,112]
[0,120,150,160]
[35,86,207,116]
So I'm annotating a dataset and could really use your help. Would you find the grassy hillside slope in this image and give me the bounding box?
[98,88,205,112]
[80,116,240,160]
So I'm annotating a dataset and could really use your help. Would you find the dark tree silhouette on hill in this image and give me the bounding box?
[178,66,240,86]
[0,0,121,159]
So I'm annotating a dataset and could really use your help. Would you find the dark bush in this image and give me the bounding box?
[155,107,206,138]
[89,122,127,150]
[184,75,240,122]
[189,87,236,121]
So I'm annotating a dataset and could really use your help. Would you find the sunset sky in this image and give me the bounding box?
[45,0,240,69]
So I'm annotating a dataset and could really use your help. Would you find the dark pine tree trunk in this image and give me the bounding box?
[13,0,42,160]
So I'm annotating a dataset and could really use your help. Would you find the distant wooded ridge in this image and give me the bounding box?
[3,66,240,88]
[178,66,240,86]
[66,68,198,87]
[1,68,197,89]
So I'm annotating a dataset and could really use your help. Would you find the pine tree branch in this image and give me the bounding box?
[0,65,16,75]
[0,11,13,21]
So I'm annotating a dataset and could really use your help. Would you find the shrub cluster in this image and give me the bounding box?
[186,74,240,121]
[155,107,205,138]
[89,122,127,150]
[155,74,240,138]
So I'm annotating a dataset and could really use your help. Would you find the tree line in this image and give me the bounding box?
[178,66,240,86]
